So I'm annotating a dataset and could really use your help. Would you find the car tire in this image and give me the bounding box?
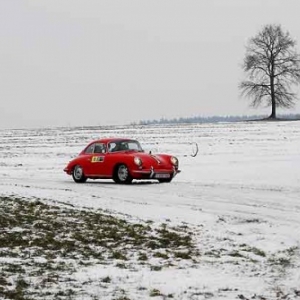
[72,165,87,183]
[113,164,133,184]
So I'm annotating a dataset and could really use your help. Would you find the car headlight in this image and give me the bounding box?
[170,156,178,166]
[134,157,142,166]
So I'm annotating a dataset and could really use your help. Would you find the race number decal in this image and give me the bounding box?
[91,156,104,163]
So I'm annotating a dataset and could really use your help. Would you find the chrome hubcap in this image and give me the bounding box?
[118,165,128,181]
[74,166,83,180]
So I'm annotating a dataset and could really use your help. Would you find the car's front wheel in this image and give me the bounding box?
[72,165,87,183]
[113,164,133,184]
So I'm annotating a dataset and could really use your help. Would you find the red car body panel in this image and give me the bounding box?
[64,138,180,183]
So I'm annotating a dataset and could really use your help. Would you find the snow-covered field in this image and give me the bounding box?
[1,121,300,299]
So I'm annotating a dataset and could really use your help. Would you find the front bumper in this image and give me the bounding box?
[131,167,181,179]
[64,167,72,175]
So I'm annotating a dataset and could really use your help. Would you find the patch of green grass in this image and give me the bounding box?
[268,246,299,268]
[240,245,266,257]
[116,263,127,269]
[150,288,162,297]
[0,276,28,300]
[204,250,221,258]
[138,252,148,261]
[227,251,245,258]
[150,265,162,271]
[156,226,192,248]
[54,289,76,297]
[0,196,199,299]
[153,251,169,259]
[268,256,291,267]
[0,196,198,261]
[101,276,111,283]
[174,251,192,259]
[242,218,262,223]
[111,251,127,260]
[285,246,298,256]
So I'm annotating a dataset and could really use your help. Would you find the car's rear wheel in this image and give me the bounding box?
[72,165,87,183]
[113,164,132,184]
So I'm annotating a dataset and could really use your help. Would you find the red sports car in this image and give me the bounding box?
[64,138,180,184]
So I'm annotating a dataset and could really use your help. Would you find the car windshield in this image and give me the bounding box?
[108,140,143,153]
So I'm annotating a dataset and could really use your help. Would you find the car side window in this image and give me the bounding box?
[85,143,95,154]
[109,142,127,152]
[94,143,106,153]
[108,142,117,152]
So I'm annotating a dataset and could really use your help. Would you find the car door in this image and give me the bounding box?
[86,143,107,176]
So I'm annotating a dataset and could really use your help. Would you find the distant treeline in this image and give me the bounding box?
[134,114,300,125]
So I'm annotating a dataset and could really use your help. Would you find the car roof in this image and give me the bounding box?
[91,138,134,144]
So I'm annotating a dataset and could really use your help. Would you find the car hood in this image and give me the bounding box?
[127,151,172,166]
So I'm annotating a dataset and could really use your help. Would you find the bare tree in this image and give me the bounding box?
[239,24,300,119]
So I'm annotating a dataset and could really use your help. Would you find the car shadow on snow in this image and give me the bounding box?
[84,180,158,186]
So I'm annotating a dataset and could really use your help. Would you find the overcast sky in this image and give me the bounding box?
[1,0,300,129]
